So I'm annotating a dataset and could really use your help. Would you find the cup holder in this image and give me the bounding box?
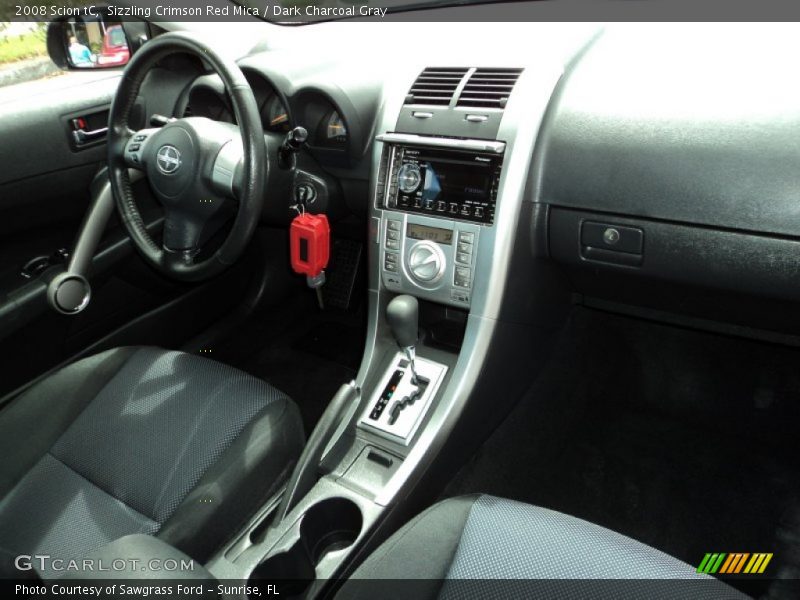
[249,497,363,599]
[300,497,363,563]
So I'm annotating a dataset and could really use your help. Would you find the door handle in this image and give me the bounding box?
[72,126,108,146]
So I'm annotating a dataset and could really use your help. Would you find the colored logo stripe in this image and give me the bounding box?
[744,553,773,574]
[698,553,726,574]
[719,554,736,573]
[719,553,749,574]
[698,553,773,575]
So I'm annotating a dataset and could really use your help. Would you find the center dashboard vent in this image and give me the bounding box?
[456,68,524,109]
[406,67,469,106]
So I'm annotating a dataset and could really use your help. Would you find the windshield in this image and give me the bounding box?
[229,0,514,23]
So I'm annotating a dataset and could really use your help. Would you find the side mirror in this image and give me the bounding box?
[47,10,131,70]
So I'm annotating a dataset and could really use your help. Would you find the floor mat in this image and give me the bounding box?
[292,321,364,369]
[211,290,366,433]
[443,307,800,597]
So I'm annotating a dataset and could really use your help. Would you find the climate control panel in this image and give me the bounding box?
[381,213,479,308]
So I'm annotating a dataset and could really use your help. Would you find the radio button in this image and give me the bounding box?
[458,232,475,244]
[386,239,400,251]
[436,201,446,212]
[449,203,458,214]
[457,241,472,253]
[388,220,400,231]
[384,253,399,272]
[454,266,472,288]
[387,230,400,241]
[456,252,471,265]
[474,207,485,218]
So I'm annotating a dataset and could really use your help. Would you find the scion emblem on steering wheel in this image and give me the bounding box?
[156,145,182,175]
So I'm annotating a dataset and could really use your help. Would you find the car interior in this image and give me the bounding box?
[1,9,800,600]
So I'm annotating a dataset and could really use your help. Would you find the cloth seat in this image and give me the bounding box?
[339,494,748,600]
[0,347,304,577]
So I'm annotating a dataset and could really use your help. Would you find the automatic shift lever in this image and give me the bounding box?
[386,295,420,384]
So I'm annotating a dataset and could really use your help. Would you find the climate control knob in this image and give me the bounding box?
[408,241,445,284]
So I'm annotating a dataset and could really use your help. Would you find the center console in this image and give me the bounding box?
[203,56,571,598]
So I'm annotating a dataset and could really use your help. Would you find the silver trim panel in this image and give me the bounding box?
[357,352,448,446]
[211,138,244,197]
[375,132,506,154]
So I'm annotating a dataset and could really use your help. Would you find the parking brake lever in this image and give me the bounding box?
[273,380,359,526]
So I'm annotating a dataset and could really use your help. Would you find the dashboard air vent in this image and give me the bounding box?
[457,68,524,109]
[406,67,469,106]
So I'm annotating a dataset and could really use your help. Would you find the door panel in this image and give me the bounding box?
[0,73,118,287]
[0,71,236,398]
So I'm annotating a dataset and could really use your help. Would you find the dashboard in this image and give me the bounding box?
[138,22,800,338]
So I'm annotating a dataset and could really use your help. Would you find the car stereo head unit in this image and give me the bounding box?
[382,144,503,224]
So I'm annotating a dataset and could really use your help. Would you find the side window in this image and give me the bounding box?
[0,22,54,88]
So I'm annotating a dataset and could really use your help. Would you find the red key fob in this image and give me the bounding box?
[290,213,330,277]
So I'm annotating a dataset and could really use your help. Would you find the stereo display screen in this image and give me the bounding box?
[419,157,491,205]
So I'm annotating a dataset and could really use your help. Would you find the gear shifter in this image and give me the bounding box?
[386,295,420,384]
[359,294,447,443]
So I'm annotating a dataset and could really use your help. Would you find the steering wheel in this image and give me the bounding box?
[107,33,266,282]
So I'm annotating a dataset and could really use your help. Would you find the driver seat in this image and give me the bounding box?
[0,347,304,576]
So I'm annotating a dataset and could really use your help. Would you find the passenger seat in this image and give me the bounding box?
[338,494,747,599]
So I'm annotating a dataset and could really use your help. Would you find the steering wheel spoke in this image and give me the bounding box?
[211,138,245,199]
[162,196,233,252]
[163,245,199,270]
[162,209,203,255]
[121,128,159,170]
